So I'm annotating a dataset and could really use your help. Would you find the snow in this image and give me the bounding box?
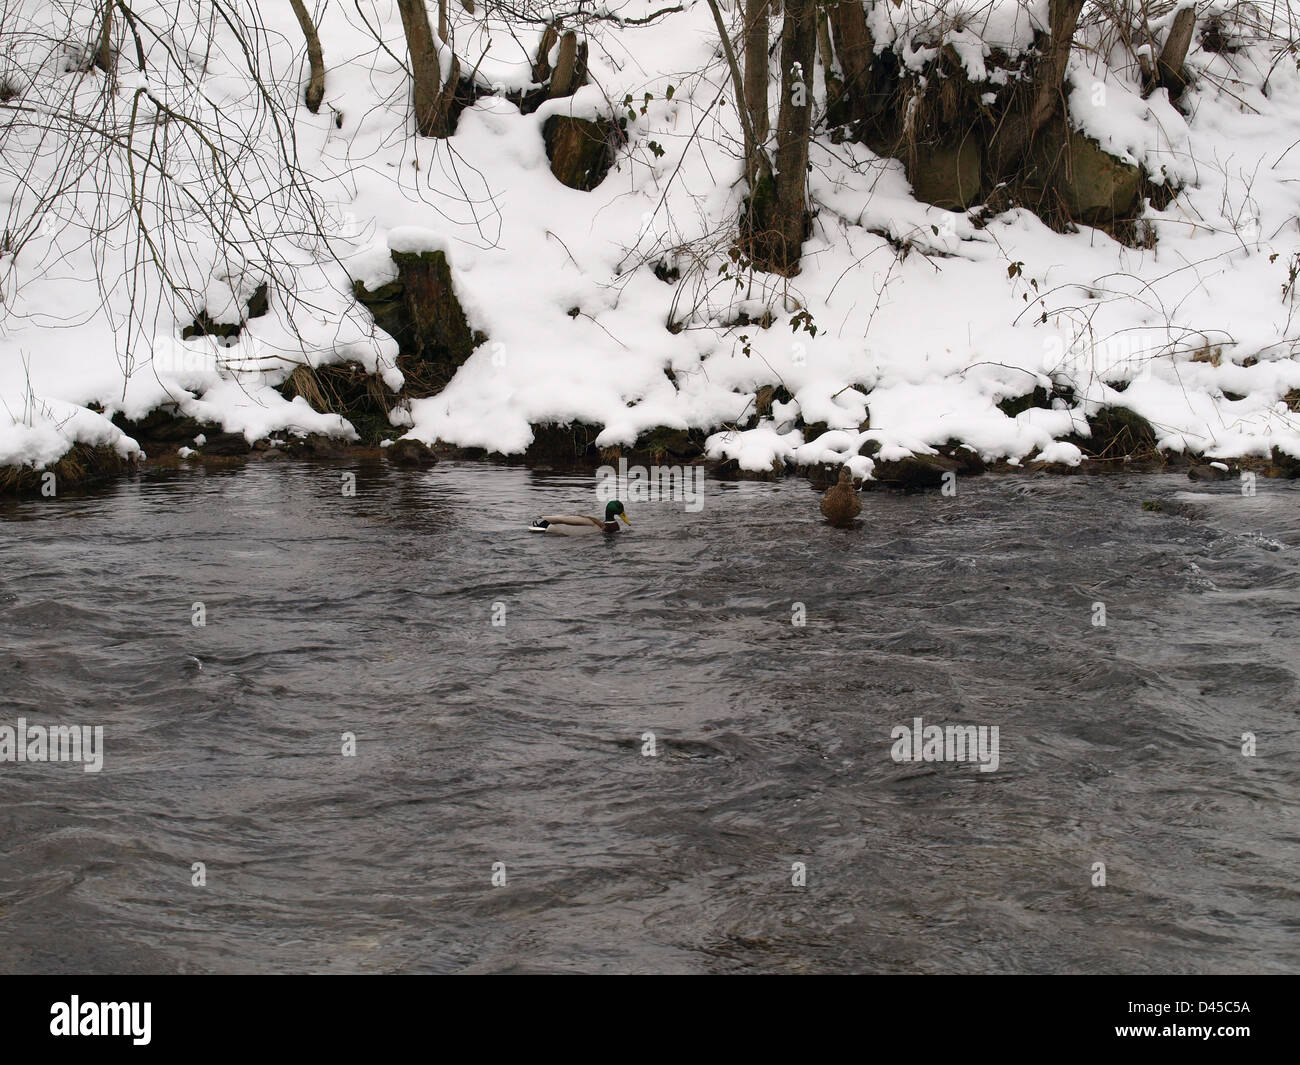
[1036,440,1084,466]
[3,0,1300,477]
[387,227,452,257]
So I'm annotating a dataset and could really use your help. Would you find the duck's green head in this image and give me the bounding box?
[605,500,630,525]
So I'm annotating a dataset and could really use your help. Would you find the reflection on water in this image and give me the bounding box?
[0,462,1297,973]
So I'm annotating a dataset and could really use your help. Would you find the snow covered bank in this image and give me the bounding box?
[3,1,1300,486]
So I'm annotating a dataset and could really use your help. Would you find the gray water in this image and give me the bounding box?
[0,461,1297,974]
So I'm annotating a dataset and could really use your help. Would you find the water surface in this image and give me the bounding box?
[1,462,1297,973]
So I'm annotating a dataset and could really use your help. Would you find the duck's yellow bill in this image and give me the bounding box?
[619,513,631,525]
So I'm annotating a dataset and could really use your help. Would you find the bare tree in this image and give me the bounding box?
[288,0,326,114]
[0,0,370,391]
[395,0,460,138]
[827,0,873,128]
[743,0,811,274]
[706,0,771,192]
[761,0,816,275]
[708,0,813,275]
[742,0,770,154]
[95,0,115,76]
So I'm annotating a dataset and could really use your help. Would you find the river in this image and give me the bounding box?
[1,460,1296,973]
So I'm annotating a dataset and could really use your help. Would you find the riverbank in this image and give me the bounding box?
[4,5,1300,490]
[6,411,1298,498]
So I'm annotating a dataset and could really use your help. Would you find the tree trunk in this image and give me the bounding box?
[742,0,770,162]
[989,0,1085,181]
[533,22,559,84]
[705,0,772,191]
[755,0,816,274]
[816,8,842,117]
[827,0,874,127]
[1154,5,1197,99]
[549,30,588,98]
[288,0,326,114]
[95,1,115,75]
[396,0,459,137]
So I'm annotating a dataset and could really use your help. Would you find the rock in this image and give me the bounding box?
[707,457,742,480]
[1035,122,1142,223]
[353,247,480,395]
[705,457,785,482]
[523,422,604,464]
[200,431,251,456]
[806,464,843,489]
[543,115,621,191]
[352,278,406,342]
[936,441,986,475]
[633,427,703,462]
[997,386,1058,419]
[870,453,961,490]
[386,438,438,467]
[907,135,984,210]
[287,433,352,460]
[111,407,204,445]
[1187,464,1229,481]
[1267,446,1300,478]
[182,283,269,341]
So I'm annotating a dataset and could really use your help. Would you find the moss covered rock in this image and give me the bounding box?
[907,136,984,210]
[112,406,205,445]
[870,453,962,490]
[1033,122,1142,224]
[353,248,480,396]
[633,427,703,462]
[386,438,439,467]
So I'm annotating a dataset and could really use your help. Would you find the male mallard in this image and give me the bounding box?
[530,500,630,535]
[820,467,861,527]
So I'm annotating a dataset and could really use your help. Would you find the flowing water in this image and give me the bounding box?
[0,460,1297,974]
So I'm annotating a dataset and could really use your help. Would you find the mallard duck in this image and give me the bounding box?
[530,500,630,535]
[820,467,861,527]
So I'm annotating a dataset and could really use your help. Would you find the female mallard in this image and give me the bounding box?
[820,467,861,527]
[530,500,630,535]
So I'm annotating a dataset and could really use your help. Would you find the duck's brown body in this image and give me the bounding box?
[820,468,861,527]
